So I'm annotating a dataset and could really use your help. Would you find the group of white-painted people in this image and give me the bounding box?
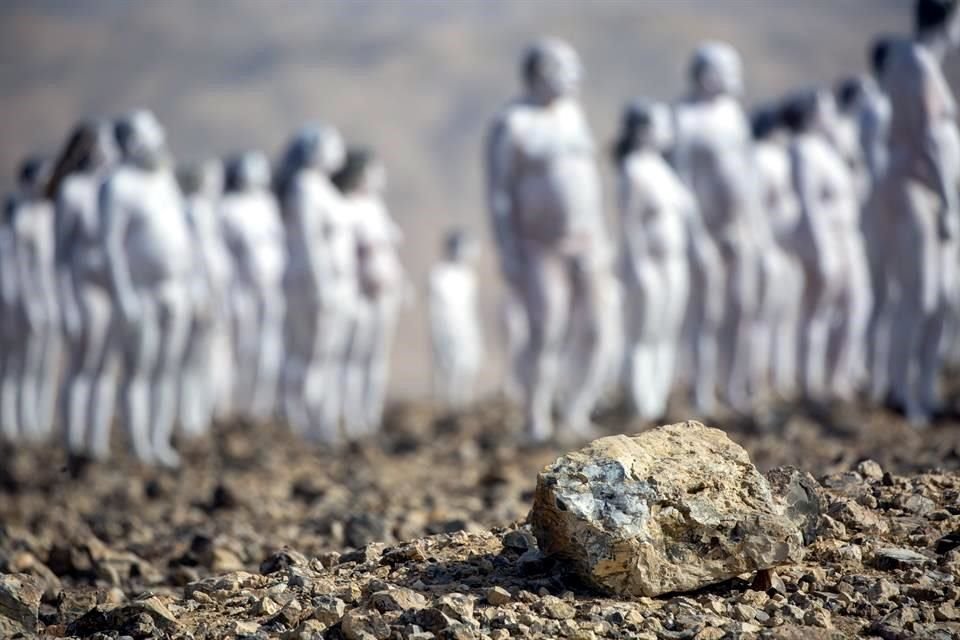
[4,0,960,463]
[487,0,960,442]
[1,112,408,467]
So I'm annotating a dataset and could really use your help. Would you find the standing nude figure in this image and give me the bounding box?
[673,42,758,413]
[0,193,20,443]
[46,121,119,458]
[338,148,404,438]
[429,229,483,410]
[220,152,286,422]
[101,110,193,466]
[486,38,611,441]
[784,91,870,402]
[276,125,349,441]
[751,106,805,399]
[177,160,232,436]
[613,101,693,420]
[4,157,56,443]
[878,0,960,424]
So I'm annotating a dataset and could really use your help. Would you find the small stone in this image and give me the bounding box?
[856,460,883,480]
[936,603,960,622]
[873,547,931,571]
[502,530,536,552]
[903,494,936,515]
[485,587,511,606]
[370,588,427,613]
[0,573,42,633]
[752,568,786,595]
[342,607,391,640]
[261,548,309,574]
[256,596,282,617]
[233,619,260,635]
[312,595,346,625]
[732,603,757,622]
[868,578,900,601]
[694,629,725,640]
[804,608,832,628]
[530,423,805,597]
[539,596,576,621]
[436,593,474,623]
[765,466,822,545]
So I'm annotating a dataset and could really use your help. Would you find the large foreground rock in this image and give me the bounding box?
[530,421,805,597]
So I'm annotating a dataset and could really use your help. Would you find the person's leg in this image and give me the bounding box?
[149,283,192,468]
[121,293,158,464]
[520,249,569,442]
[85,286,118,461]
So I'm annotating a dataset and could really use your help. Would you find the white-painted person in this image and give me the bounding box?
[47,121,119,459]
[220,151,286,422]
[673,42,759,414]
[613,101,694,420]
[429,229,483,410]
[0,194,20,443]
[177,160,233,436]
[276,125,349,441]
[486,38,612,442]
[877,0,960,424]
[101,110,193,467]
[750,106,805,399]
[783,91,869,402]
[337,148,404,438]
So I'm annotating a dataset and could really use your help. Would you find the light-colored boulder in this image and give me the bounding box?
[529,421,804,597]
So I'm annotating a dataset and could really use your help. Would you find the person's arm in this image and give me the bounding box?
[790,143,834,279]
[485,115,523,284]
[54,189,83,337]
[99,175,140,324]
[13,213,43,331]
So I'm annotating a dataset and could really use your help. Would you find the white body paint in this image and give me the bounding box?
[487,41,611,440]
[753,138,805,399]
[429,257,482,409]
[5,196,58,442]
[0,211,20,444]
[878,35,960,424]
[674,45,758,414]
[102,127,193,467]
[345,193,403,437]
[282,168,353,441]
[221,181,286,423]
[179,176,233,436]
[618,146,692,420]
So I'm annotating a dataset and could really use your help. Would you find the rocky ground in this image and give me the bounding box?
[1,397,960,639]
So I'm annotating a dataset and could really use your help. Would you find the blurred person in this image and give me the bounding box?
[673,41,759,414]
[221,151,286,423]
[831,78,872,203]
[101,110,193,467]
[613,100,694,420]
[862,36,898,402]
[784,90,870,402]
[485,38,611,442]
[338,147,404,438]
[4,156,57,443]
[177,160,233,436]
[47,120,120,459]
[876,0,960,424]
[0,192,19,443]
[276,125,349,441]
[751,105,805,399]
[429,229,483,410]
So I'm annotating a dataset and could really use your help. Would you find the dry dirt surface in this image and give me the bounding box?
[1,398,960,639]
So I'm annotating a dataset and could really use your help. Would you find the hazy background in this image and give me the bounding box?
[0,1,922,396]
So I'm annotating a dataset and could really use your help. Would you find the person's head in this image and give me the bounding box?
[689,41,743,99]
[17,155,50,198]
[612,100,672,164]
[178,159,223,198]
[869,35,894,78]
[750,104,784,141]
[45,119,117,198]
[915,0,960,44]
[521,37,582,104]
[331,146,385,195]
[224,151,270,193]
[834,76,864,114]
[780,89,821,136]
[115,110,168,170]
[443,228,477,263]
[275,124,345,197]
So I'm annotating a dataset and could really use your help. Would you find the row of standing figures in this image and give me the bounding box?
[488,0,960,441]
[1,113,411,467]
